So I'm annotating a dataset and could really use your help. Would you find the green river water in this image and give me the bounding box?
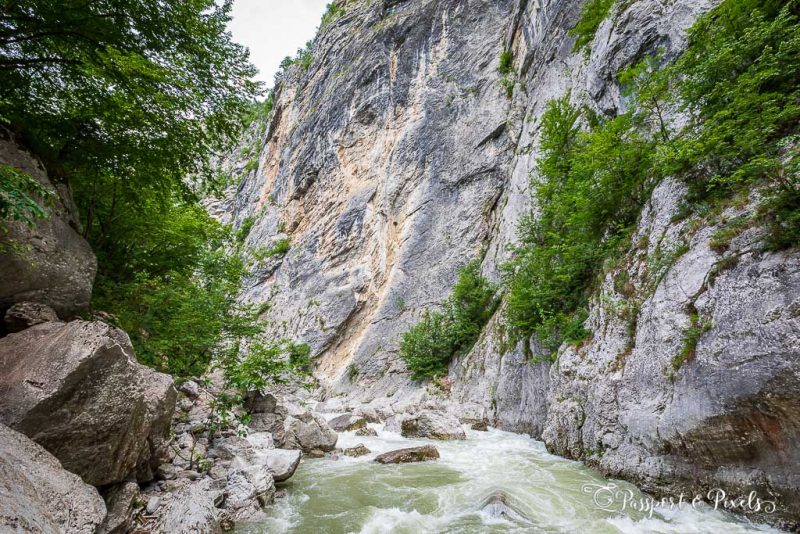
[237,422,782,534]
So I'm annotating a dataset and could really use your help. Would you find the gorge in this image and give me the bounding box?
[0,0,798,532]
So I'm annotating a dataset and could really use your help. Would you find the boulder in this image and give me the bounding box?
[178,380,200,399]
[327,413,368,432]
[383,414,408,433]
[341,444,371,457]
[3,301,59,333]
[232,446,301,483]
[154,479,223,534]
[283,412,338,452]
[374,445,440,464]
[0,423,106,533]
[244,392,288,446]
[100,481,140,534]
[223,465,275,522]
[0,321,177,486]
[400,411,466,440]
[353,406,382,423]
[470,420,489,432]
[0,132,96,319]
[355,427,378,437]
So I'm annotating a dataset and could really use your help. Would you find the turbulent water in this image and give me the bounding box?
[238,423,781,534]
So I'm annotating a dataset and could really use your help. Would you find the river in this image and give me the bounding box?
[237,421,781,534]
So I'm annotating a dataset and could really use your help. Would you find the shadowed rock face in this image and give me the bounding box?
[0,320,176,487]
[0,423,106,534]
[218,0,800,528]
[0,132,96,321]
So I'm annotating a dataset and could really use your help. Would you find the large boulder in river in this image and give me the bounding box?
[0,423,106,533]
[283,412,338,452]
[0,320,177,486]
[0,131,96,321]
[374,445,440,464]
[400,411,466,440]
[327,413,368,432]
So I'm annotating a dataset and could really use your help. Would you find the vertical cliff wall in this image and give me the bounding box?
[220,0,800,528]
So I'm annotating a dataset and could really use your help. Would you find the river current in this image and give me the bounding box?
[238,421,781,534]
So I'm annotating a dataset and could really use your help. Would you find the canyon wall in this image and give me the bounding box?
[222,0,800,528]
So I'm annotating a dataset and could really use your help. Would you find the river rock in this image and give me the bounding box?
[401,411,466,440]
[0,131,96,320]
[245,391,288,446]
[374,445,440,464]
[342,444,371,457]
[327,413,368,432]
[0,320,177,486]
[153,478,223,534]
[232,446,301,483]
[3,301,59,333]
[223,465,275,522]
[471,420,489,432]
[0,423,106,533]
[355,427,378,437]
[283,412,338,452]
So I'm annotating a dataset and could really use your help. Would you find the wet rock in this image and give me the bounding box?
[375,445,440,464]
[471,421,489,432]
[355,427,378,437]
[479,491,534,526]
[3,301,59,333]
[283,412,338,452]
[0,320,176,486]
[305,449,326,459]
[0,423,106,533]
[327,413,368,432]
[100,481,140,534]
[353,406,382,423]
[401,411,466,440]
[232,446,301,483]
[342,444,371,457]
[382,414,408,433]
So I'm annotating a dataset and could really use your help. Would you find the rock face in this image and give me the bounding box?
[400,411,466,440]
[0,320,177,486]
[374,445,440,464]
[0,131,96,321]
[218,0,800,528]
[0,423,106,534]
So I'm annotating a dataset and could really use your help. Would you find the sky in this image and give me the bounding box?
[228,0,330,87]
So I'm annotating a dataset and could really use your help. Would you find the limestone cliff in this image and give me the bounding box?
[220,0,800,528]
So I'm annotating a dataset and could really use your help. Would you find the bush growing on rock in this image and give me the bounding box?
[400,261,498,380]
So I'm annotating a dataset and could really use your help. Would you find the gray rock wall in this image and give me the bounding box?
[221,0,800,527]
[0,131,96,320]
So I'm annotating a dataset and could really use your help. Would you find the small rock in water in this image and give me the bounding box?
[471,420,489,431]
[355,427,378,437]
[342,444,371,457]
[479,491,534,526]
[306,449,326,458]
[374,445,440,464]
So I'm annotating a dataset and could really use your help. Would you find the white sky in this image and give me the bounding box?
[229,0,330,87]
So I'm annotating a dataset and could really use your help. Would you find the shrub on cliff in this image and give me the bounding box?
[400,261,498,380]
